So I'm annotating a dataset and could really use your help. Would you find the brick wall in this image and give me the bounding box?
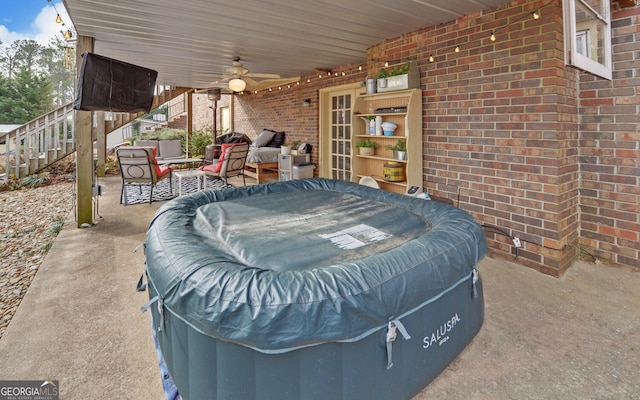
[232,65,367,164]
[191,93,232,131]
[365,0,582,275]
[578,0,640,269]
[207,0,638,275]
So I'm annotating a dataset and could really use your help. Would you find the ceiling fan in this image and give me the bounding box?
[207,57,300,92]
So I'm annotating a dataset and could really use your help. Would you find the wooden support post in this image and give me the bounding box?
[75,35,94,227]
[95,111,106,177]
[186,91,193,157]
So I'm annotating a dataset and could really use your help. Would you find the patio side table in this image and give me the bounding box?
[173,169,207,196]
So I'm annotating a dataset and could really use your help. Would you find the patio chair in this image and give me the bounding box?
[116,146,172,205]
[199,143,249,186]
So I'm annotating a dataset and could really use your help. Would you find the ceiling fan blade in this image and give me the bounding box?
[243,77,259,86]
[204,82,230,89]
[245,72,281,79]
[194,87,233,94]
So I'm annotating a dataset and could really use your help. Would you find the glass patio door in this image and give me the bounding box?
[319,85,358,181]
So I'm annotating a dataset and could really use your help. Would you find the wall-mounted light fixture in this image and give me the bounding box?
[303,99,311,107]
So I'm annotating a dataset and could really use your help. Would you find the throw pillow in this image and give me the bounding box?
[266,131,286,148]
[252,129,276,148]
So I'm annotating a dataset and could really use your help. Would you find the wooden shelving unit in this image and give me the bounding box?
[351,88,422,194]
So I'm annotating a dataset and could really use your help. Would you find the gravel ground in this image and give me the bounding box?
[0,181,74,339]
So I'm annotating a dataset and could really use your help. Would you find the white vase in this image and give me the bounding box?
[281,146,291,155]
[375,116,383,135]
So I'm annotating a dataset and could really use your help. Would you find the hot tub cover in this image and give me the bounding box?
[145,178,486,353]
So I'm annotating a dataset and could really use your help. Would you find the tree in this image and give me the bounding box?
[0,41,22,79]
[0,36,74,116]
[14,40,44,73]
[40,37,76,105]
[0,68,54,124]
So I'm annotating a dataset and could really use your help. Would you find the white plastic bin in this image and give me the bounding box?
[293,164,314,179]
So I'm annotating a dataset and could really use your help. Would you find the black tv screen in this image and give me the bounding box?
[73,52,158,113]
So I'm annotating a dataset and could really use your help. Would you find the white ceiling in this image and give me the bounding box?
[63,0,512,89]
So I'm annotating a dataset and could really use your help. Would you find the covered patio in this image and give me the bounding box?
[63,0,640,276]
[0,175,638,398]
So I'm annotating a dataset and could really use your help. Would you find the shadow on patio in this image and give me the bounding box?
[0,175,638,399]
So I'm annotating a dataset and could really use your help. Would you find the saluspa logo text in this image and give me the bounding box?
[423,313,461,349]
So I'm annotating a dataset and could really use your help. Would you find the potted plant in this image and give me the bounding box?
[290,140,301,155]
[385,139,407,160]
[357,139,379,156]
[376,68,389,89]
[281,142,291,155]
[376,61,419,93]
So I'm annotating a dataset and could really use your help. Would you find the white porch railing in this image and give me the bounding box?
[0,86,190,183]
[1,102,76,182]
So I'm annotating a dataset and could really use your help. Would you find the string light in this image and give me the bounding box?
[47,0,74,40]
[488,2,549,43]
[248,3,550,95]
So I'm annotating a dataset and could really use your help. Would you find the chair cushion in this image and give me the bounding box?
[126,146,157,157]
[158,139,183,159]
[134,140,159,154]
[200,162,221,173]
[199,143,237,173]
[155,164,172,178]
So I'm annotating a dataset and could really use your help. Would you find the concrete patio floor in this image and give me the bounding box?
[0,175,638,399]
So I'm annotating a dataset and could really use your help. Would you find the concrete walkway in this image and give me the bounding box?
[0,175,638,399]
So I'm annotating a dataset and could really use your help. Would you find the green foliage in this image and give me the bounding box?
[20,173,51,188]
[0,67,55,123]
[357,139,379,148]
[0,38,75,121]
[49,216,66,235]
[0,176,22,192]
[189,128,215,157]
[385,139,407,152]
[132,128,186,141]
[377,62,411,79]
[104,155,120,175]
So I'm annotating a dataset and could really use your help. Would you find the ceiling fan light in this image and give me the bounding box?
[228,78,246,92]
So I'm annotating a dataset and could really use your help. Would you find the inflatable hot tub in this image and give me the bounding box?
[143,178,486,400]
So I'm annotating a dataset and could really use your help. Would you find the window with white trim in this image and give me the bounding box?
[563,0,612,79]
[220,106,230,133]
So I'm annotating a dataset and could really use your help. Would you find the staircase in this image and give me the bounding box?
[0,86,190,182]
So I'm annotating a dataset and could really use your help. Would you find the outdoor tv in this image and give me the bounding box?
[73,52,157,113]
